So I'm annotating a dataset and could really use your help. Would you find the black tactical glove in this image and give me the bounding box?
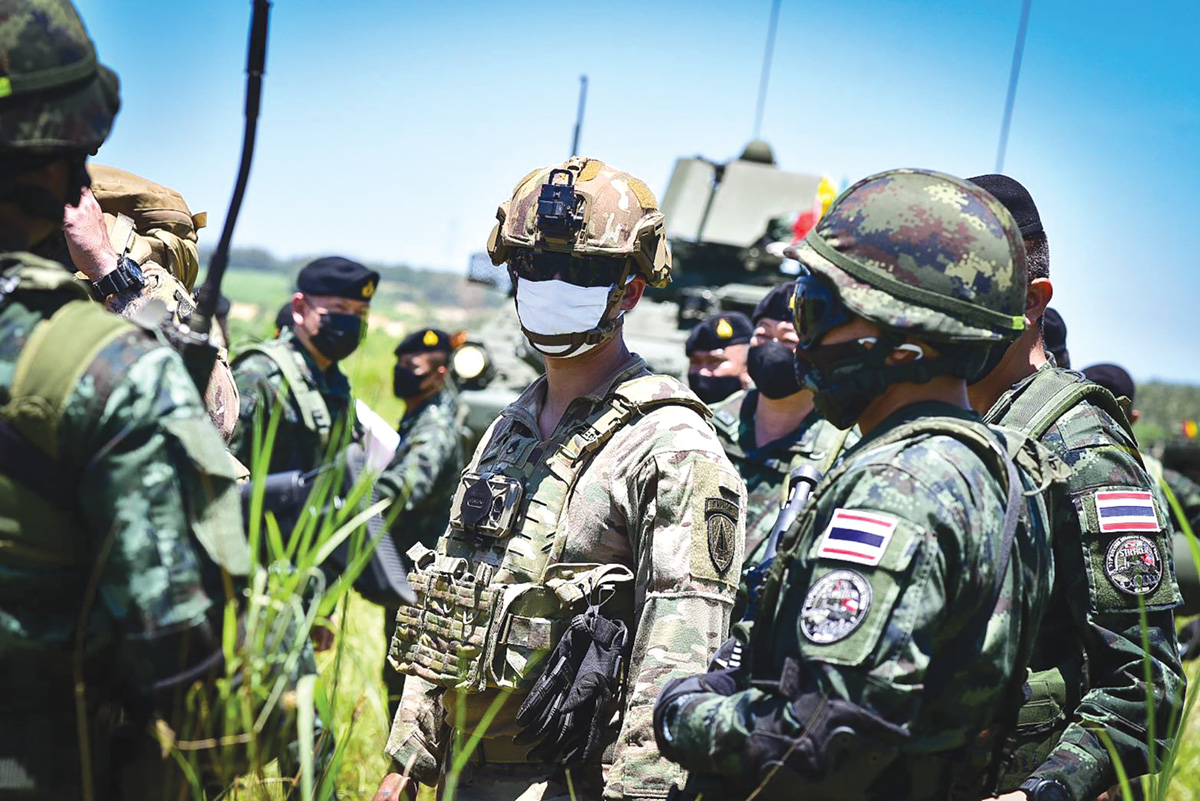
[515,605,627,765]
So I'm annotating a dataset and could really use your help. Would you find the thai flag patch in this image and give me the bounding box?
[816,509,898,567]
[1094,490,1160,534]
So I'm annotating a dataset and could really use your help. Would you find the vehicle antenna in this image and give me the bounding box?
[571,75,588,157]
[995,0,1032,173]
[753,0,782,141]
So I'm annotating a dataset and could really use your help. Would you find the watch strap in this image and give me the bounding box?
[93,255,144,298]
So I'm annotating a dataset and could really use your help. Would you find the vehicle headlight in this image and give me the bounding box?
[451,342,492,388]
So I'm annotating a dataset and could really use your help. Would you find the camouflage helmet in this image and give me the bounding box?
[487,156,672,287]
[786,168,1027,345]
[0,0,120,155]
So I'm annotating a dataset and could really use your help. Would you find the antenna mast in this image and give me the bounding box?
[995,0,1032,173]
[571,75,588,156]
[753,0,782,140]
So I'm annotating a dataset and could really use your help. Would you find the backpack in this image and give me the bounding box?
[88,163,207,289]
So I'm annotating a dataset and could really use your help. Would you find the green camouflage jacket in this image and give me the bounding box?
[230,328,354,474]
[710,390,856,569]
[655,402,1056,800]
[0,252,248,797]
[386,355,746,800]
[984,364,1185,799]
[376,385,464,554]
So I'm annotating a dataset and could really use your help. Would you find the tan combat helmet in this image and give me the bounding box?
[487,156,672,355]
[488,156,671,286]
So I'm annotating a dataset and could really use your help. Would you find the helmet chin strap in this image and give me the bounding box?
[515,261,635,359]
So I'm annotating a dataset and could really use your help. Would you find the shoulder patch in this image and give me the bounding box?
[1104,534,1163,595]
[1094,490,1159,534]
[705,497,737,575]
[801,569,872,644]
[816,508,898,566]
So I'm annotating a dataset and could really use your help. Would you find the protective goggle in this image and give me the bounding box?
[792,272,852,348]
[508,250,628,288]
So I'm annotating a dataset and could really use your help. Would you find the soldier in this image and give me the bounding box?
[377,157,746,801]
[376,327,465,717]
[653,169,1059,800]
[274,300,293,337]
[230,255,380,473]
[686,310,753,404]
[965,174,1184,801]
[1042,307,1069,369]
[0,0,284,795]
[1081,363,1200,623]
[708,282,856,616]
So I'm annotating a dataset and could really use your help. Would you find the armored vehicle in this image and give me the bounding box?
[450,142,823,450]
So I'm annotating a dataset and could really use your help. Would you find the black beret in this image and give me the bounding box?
[275,302,294,332]
[686,312,753,356]
[296,256,381,301]
[395,328,452,357]
[967,174,1043,237]
[752,281,797,324]
[1042,307,1069,368]
[1083,363,1136,402]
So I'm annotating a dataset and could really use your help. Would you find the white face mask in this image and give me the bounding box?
[515,276,623,357]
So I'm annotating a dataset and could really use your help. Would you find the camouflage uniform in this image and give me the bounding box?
[385,158,746,801]
[0,252,252,797]
[230,327,353,473]
[376,384,464,715]
[710,389,855,571]
[984,366,1186,797]
[386,358,745,799]
[654,170,1059,800]
[1144,454,1200,617]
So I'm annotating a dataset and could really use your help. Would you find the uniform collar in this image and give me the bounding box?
[854,400,981,453]
[507,353,649,432]
[399,385,454,434]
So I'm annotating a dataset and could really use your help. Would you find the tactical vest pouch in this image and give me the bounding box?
[391,544,500,691]
[994,667,1068,791]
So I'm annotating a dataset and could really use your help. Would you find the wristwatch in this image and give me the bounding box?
[92,255,145,298]
[1019,778,1072,801]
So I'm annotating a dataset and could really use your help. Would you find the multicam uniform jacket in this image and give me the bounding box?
[0,252,248,797]
[656,403,1057,801]
[230,328,354,474]
[385,355,746,800]
[985,364,1185,798]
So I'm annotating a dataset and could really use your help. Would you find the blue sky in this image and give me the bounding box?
[77,0,1198,383]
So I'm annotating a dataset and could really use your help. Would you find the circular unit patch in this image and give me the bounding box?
[800,569,872,644]
[1104,534,1163,596]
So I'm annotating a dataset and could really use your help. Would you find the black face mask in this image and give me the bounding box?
[797,337,894,429]
[393,364,431,399]
[688,373,743,405]
[970,340,1011,386]
[747,341,804,400]
[310,312,364,362]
